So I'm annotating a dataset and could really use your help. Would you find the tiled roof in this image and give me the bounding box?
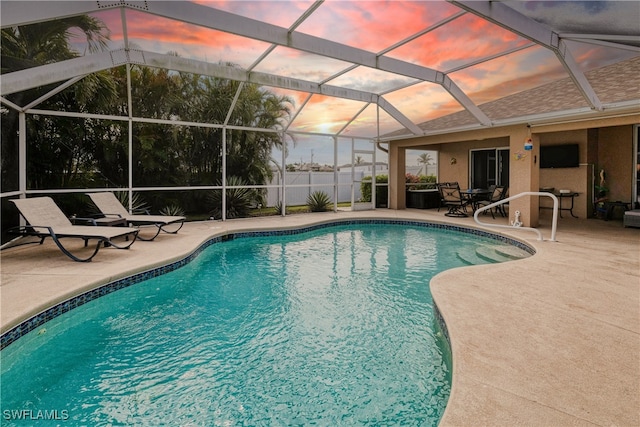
[385,56,640,138]
[588,56,640,104]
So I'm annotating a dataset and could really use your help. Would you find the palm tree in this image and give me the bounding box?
[418,152,433,166]
[417,152,434,177]
[1,16,113,191]
[1,16,109,72]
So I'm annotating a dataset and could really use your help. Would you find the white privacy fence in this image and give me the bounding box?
[266,171,367,206]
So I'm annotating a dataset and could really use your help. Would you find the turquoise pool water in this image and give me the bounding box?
[1,223,529,426]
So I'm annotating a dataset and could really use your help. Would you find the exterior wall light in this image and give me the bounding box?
[524,124,533,151]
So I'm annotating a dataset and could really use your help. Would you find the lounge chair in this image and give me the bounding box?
[8,196,138,262]
[87,192,185,241]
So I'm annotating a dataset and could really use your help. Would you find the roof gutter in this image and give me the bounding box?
[379,101,640,143]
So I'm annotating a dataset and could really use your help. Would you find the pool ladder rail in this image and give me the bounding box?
[473,191,559,242]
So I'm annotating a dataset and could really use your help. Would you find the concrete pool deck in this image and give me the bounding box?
[1,209,638,426]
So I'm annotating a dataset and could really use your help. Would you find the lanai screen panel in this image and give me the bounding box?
[1,0,639,142]
[285,133,336,170]
[288,94,367,136]
[384,81,464,125]
[563,39,640,73]
[69,9,124,54]
[504,0,640,44]
[327,66,420,95]
[252,45,353,83]
[260,86,312,130]
[449,45,569,106]
[123,9,271,68]
[294,0,460,52]
[341,104,403,139]
[386,12,534,72]
[197,0,316,28]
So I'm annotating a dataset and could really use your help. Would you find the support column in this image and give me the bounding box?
[389,144,406,209]
[509,126,540,227]
[18,112,26,198]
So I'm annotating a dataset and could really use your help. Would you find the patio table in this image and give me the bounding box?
[462,189,492,212]
[539,192,580,218]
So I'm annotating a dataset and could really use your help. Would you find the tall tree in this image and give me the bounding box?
[1,16,113,191]
[418,152,433,166]
[2,18,294,216]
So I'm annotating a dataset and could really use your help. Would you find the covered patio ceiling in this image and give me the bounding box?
[1,0,639,141]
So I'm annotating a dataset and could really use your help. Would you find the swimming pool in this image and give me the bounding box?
[1,221,532,425]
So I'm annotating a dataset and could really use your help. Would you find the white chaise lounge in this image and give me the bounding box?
[9,197,138,262]
[87,192,185,241]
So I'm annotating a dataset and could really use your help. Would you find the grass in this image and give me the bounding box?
[185,202,353,221]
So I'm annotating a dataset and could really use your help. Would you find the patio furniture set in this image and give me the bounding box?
[437,183,508,219]
[5,193,185,262]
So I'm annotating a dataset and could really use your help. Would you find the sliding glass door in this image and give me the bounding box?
[470,148,509,189]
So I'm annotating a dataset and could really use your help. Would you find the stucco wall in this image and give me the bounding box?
[538,130,590,218]
[597,126,634,203]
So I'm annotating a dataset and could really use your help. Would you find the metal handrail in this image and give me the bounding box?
[473,191,559,242]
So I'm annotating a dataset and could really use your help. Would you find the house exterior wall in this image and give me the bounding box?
[509,126,540,226]
[388,115,640,226]
[389,144,405,209]
[598,126,634,204]
[538,129,590,219]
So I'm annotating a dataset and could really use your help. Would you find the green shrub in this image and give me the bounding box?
[207,176,257,219]
[114,191,149,213]
[273,201,286,215]
[307,191,331,212]
[360,174,437,206]
[159,203,185,217]
[86,191,149,216]
[360,175,388,207]
[406,173,437,190]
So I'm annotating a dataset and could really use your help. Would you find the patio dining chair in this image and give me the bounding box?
[8,197,138,262]
[475,185,508,218]
[436,182,459,212]
[441,184,470,217]
[87,192,185,241]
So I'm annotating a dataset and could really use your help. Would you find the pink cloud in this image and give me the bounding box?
[296,0,460,52]
[387,13,530,71]
[289,94,369,133]
[124,11,239,47]
[194,0,314,27]
[449,46,566,104]
[76,0,633,134]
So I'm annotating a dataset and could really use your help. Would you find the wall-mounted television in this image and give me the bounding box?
[540,144,579,168]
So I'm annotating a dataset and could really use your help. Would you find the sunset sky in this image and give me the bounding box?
[64,0,638,165]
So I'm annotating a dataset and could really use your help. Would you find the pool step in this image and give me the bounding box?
[456,245,530,265]
[486,245,531,261]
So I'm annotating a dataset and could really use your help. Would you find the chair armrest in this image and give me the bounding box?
[6,224,55,236]
[69,216,99,226]
[101,213,124,218]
